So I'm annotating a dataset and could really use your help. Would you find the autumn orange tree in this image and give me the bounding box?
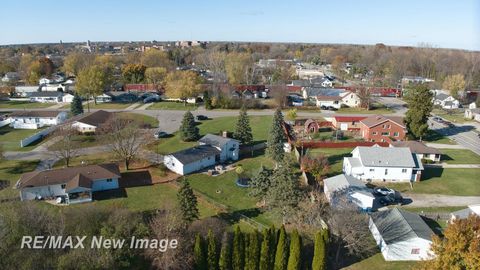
[164,70,203,104]
[417,214,480,270]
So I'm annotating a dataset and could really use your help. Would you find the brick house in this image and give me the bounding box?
[330,116,367,131]
[360,115,406,143]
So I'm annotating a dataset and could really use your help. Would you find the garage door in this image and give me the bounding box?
[340,123,348,130]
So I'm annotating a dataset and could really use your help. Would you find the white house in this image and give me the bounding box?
[315,96,342,109]
[15,163,121,204]
[71,110,113,133]
[323,174,375,211]
[1,72,19,83]
[9,111,68,129]
[15,86,41,97]
[433,93,460,109]
[62,93,75,103]
[343,145,424,182]
[304,87,360,108]
[164,134,239,175]
[464,103,480,122]
[369,208,435,261]
[95,93,113,103]
[450,204,480,222]
[29,91,64,103]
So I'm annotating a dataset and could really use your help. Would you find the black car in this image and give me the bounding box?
[378,191,403,206]
[196,115,208,120]
[327,106,338,111]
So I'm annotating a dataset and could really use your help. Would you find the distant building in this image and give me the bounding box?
[29,91,64,103]
[359,115,407,142]
[71,110,113,133]
[1,72,20,83]
[9,111,68,129]
[450,204,480,222]
[433,92,460,109]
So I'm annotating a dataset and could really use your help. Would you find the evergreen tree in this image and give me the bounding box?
[274,226,289,270]
[246,230,260,270]
[404,84,433,139]
[267,157,302,223]
[70,93,83,116]
[233,106,253,145]
[204,90,213,110]
[207,229,218,270]
[269,226,278,269]
[180,111,200,141]
[312,229,328,270]
[259,228,271,270]
[177,178,199,224]
[232,226,245,270]
[194,233,208,270]
[266,108,286,163]
[287,229,301,270]
[249,166,273,205]
[218,232,232,270]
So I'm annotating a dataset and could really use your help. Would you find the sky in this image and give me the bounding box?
[1,0,479,51]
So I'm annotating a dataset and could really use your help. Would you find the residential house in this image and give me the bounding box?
[369,208,435,261]
[390,141,441,162]
[328,116,366,131]
[124,84,163,93]
[323,174,375,211]
[29,91,64,103]
[9,111,68,129]
[401,76,434,85]
[164,134,240,175]
[433,93,460,109]
[95,93,113,103]
[450,204,480,222]
[303,87,360,108]
[62,93,75,103]
[343,145,424,182]
[15,163,121,204]
[464,102,480,122]
[310,77,333,88]
[315,95,343,109]
[234,85,268,98]
[14,86,40,97]
[360,115,407,142]
[1,72,19,83]
[71,110,113,133]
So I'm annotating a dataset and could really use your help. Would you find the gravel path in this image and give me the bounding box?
[402,193,480,207]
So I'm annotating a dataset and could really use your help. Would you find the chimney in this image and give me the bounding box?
[222,131,228,138]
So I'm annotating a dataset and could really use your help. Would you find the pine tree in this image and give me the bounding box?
[249,166,273,205]
[404,84,433,140]
[274,226,289,270]
[204,90,213,110]
[269,226,278,269]
[232,226,245,270]
[177,178,199,224]
[266,108,286,163]
[233,106,253,145]
[312,229,328,270]
[259,228,271,270]
[180,111,200,141]
[287,229,301,270]
[194,233,208,270]
[70,93,84,116]
[207,229,218,270]
[219,232,232,270]
[246,230,260,270]
[267,157,301,223]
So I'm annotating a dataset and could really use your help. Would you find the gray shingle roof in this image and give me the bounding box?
[390,141,441,155]
[171,145,221,164]
[370,208,434,244]
[435,93,449,101]
[29,91,63,97]
[304,87,345,97]
[199,134,238,148]
[324,174,372,196]
[356,146,416,167]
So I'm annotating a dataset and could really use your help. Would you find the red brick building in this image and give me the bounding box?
[331,116,366,131]
[360,115,406,143]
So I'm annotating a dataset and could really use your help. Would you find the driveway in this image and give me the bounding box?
[374,96,407,116]
[402,193,480,207]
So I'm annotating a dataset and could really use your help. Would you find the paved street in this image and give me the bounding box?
[428,117,480,155]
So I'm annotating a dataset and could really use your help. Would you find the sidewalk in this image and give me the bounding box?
[125,102,141,110]
[424,163,480,169]
[136,103,154,110]
[425,143,466,149]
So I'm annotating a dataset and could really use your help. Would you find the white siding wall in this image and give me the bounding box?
[164,155,184,175]
[72,122,97,133]
[342,93,361,107]
[20,184,66,201]
[315,99,341,109]
[357,166,413,182]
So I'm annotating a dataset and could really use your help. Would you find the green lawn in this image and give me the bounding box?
[383,168,480,196]
[343,253,417,270]
[337,103,393,115]
[85,102,133,110]
[0,100,54,109]
[48,134,101,150]
[0,159,40,200]
[118,112,159,128]
[0,126,47,151]
[440,149,480,164]
[154,115,272,154]
[306,147,353,177]
[148,101,198,110]
[422,129,456,145]
[432,108,470,124]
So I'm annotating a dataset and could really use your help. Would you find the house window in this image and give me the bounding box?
[61,184,66,189]
[384,169,388,175]
[372,132,378,135]
[381,132,389,136]
[394,132,399,137]
[411,248,420,255]
[382,124,386,129]
[106,179,112,182]
[402,169,407,173]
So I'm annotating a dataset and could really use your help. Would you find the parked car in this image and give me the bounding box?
[143,94,161,103]
[196,115,208,120]
[433,116,443,123]
[327,106,338,111]
[373,187,395,196]
[154,130,169,139]
[378,191,403,206]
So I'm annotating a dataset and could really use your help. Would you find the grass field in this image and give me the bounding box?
[337,103,393,115]
[384,168,480,196]
[344,253,417,270]
[306,147,353,176]
[153,115,272,154]
[432,108,469,124]
[117,112,159,128]
[422,129,456,145]
[84,102,133,110]
[440,149,480,164]
[0,126,47,151]
[148,101,198,110]
[0,100,54,109]
[0,159,39,200]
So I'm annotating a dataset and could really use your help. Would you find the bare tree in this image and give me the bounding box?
[49,127,79,167]
[355,85,372,110]
[99,116,148,170]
